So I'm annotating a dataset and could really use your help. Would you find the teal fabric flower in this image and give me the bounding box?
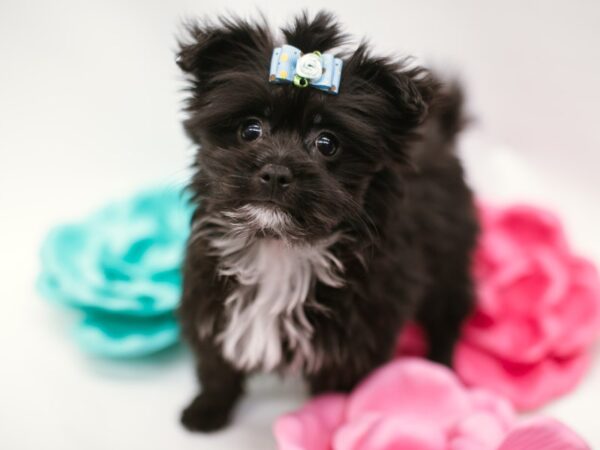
[38,186,193,357]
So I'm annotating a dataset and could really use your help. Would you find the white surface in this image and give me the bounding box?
[1,1,599,448]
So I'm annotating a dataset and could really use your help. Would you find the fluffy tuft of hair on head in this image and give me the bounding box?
[176,13,274,90]
[280,10,350,53]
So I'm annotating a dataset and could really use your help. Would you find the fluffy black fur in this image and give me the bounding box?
[176,11,478,432]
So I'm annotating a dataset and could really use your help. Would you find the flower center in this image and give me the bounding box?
[296,53,323,80]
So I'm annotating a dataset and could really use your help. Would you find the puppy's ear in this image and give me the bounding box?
[281,10,348,53]
[176,16,273,88]
[345,43,438,132]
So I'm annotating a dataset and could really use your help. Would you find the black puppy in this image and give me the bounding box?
[176,11,478,432]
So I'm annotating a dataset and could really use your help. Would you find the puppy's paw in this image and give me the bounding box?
[180,394,234,433]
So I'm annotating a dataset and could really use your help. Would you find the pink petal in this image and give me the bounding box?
[333,414,445,450]
[274,394,348,450]
[473,247,569,339]
[552,258,600,355]
[455,342,590,410]
[448,390,516,450]
[347,359,471,429]
[467,389,516,430]
[497,417,591,450]
[462,314,551,364]
[494,254,560,316]
[492,205,569,254]
[449,411,510,450]
[475,229,527,274]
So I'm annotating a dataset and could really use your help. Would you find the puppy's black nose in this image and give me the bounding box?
[258,164,293,192]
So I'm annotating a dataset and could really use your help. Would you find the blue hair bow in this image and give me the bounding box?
[268,45,343,95]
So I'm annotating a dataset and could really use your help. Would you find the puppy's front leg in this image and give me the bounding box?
[179,237,247,432]
[181,342,245,432]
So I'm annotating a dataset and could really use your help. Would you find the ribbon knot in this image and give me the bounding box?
[268,45,343,95]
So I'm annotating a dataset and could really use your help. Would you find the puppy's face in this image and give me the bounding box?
[178,12,435,242]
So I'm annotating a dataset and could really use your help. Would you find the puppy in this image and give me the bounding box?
[176,11,478,432]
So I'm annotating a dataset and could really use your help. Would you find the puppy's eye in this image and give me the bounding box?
[315,132,338,157]
[240,119,262,141]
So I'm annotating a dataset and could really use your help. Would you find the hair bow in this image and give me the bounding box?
[268,45,343,95]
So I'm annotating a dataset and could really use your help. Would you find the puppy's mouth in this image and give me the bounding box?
[247,202,293,231]
[223,202,295,237]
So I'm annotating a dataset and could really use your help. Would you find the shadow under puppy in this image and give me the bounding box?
[176,11,478,432]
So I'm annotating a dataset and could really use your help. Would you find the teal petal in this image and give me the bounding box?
[38,186,194,317]
[73,312,180,358]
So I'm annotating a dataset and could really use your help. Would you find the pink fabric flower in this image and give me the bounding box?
[274,359,589,450]
[455,204,600,409]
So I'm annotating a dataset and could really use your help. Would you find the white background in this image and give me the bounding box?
[1,1,599,448]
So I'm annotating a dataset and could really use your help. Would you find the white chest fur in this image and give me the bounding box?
[214,237,343,372]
